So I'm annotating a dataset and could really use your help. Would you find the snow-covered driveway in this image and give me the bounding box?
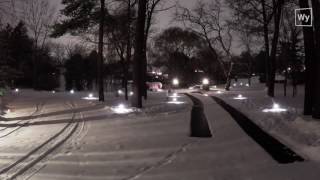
[0,90,319,179]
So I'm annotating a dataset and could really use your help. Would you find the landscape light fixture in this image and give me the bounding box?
[172,78,179,86]
[111,104,134,114]
[15,88,19,92]
[262,103,287,113]
[202,78,209,85]
[82,93,98,100]
[233,94,247,100]
[70,90,74,94]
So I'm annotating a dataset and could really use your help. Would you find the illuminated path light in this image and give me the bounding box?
[167,98,185,104]
[240,82,243,86]
[111,104,135,114]
[202,78,209,85]
[172,78,179,86]
[233,94,247,100]
[233,83,237,87]
[169,92,180,98]
[216,91,223,94]
[70,90,75,94]
[52,90,56,94]
[129,91,134,96]
[82,93,98,100]
[14,88,19,93]
[246,83,250,87]
[118,90,123,95]
[263,103,287,113]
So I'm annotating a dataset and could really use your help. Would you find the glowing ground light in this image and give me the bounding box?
[214,85,217,88]
[233,94,247,100]
[240,83,243,86]
[233,83,237,87]
[262,103,287,113]
[118,90,123,95]
[167,98,185,104]
[172,78,179,86]
[82,93,99,100]
[202,78,209,85]
[52,90,56,94]
[111,104,134,114]
[217,91,222,94]
[246,83,250,87]
[70,90,75,94]
[15,88,19,92]
[130,91,134,96]
[169,92,180,98]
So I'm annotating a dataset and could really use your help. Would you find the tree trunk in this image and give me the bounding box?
[98,0,105,102]
[311,0,320,118]
[261,0,270,87]
[268,0,284,97]
[124,0,132,101]
[225,62,234,90]
[300,0,316,115]
[132,0,147,108]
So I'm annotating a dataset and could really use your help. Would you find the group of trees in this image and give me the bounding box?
[0,22,59,90]
[151,27,224,85]
[52,0,167,107]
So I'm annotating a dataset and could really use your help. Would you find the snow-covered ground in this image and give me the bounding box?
[206,77,320,161]
[0,86,320,179]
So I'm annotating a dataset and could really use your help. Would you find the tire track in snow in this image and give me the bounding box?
[0,101,46,139]
[0,101,83,180]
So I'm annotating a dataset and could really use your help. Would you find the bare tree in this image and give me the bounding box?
[18,0,57,89]
[132,0,148,108]
[0,0,16,23]
[175,0,234,90]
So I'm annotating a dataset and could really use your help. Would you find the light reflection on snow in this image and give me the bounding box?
[167,100,185,104]
[233,94,247,100]
[82,93,99,100]
[262,103,287,113]
[169,93,180,98]
[111,104,135,114]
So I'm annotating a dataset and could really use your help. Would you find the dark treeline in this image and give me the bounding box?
[0,21,59,90]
